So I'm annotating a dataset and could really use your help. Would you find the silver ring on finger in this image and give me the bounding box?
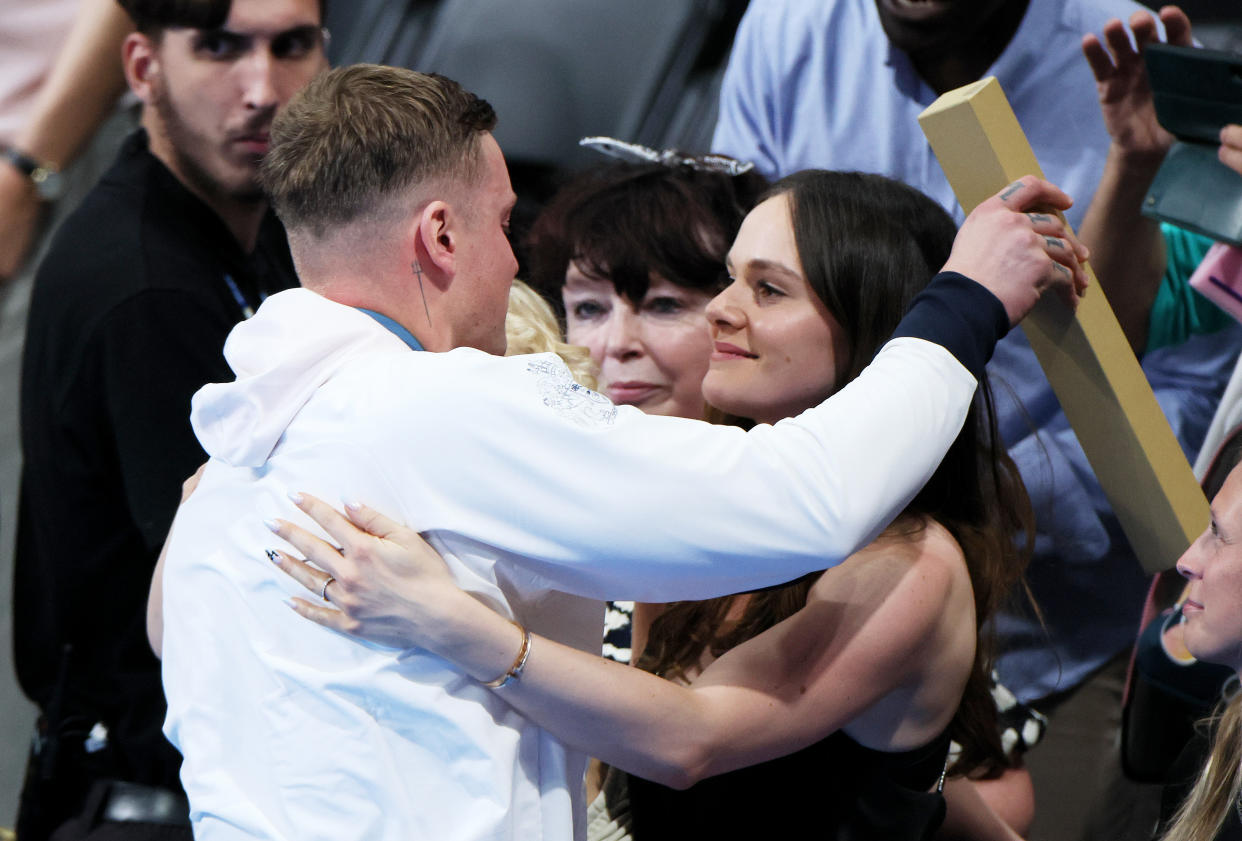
[320,576,335,602]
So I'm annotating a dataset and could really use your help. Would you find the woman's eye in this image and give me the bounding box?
[570,301,606,320]
[645,296,684,315]
[755,281,783,299]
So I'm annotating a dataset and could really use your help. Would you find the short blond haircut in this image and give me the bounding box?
[505,281,597,390]
[260,64,497,238]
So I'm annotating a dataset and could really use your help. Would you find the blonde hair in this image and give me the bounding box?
[1162,688,1242,841]
[505,280,598,390]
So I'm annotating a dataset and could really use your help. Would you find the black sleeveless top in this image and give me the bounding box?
[625,728,950,841]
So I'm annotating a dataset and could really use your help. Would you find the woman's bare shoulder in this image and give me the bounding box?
[808,516,968,606]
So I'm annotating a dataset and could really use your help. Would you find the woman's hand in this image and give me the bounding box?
[267,494,481,651]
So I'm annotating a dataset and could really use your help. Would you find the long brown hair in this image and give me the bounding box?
[637,171,1032,779]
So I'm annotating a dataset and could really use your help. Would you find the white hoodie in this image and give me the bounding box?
[162,287,976,841]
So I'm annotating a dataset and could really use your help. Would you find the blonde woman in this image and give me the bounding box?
[1161,458,1242,841]
[504,279,597,388]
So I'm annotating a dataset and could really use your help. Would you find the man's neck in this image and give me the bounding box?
[315,284,445,352]
[172,174,268,254]
[175,189,267,253]
[909,0,1030,95]
[206,195,268,255]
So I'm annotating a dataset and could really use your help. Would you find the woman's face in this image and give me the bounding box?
[563,262,715,419]
[1177,464,1242,673]
[700,193,846,425]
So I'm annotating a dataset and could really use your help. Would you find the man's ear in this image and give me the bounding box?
[123,32,160,103]
[415,200,457,283]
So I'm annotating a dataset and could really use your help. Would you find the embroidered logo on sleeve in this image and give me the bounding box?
[526,358,617,427]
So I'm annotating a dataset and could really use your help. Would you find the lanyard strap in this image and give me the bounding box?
[356,308,425,351]
[223,273,265,320]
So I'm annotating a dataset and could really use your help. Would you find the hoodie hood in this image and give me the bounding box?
[191,288,410,467]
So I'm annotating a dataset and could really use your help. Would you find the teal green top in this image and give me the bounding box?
[1146,223,1234,353]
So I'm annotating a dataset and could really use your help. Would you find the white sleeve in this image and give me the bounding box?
[370,336,976,602]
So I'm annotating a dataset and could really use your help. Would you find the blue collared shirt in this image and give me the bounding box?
[713,0,1143,228]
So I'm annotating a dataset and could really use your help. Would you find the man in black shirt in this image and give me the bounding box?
[14,1,326,837]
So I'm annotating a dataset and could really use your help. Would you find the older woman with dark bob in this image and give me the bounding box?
[524,157,767,422]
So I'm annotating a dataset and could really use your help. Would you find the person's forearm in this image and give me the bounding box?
[1078,144,1166,354]
[420,589,740,789]
[12,0,130,168]
[409,551,936,791]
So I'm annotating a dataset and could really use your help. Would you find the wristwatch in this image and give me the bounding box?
[2,145,64,201]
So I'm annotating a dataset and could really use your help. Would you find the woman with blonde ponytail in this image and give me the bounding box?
[1162,462,1242,841]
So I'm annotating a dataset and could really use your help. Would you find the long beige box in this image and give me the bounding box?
[918,76,1207,574]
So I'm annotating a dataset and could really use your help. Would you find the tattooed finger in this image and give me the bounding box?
[999,180,1026,201]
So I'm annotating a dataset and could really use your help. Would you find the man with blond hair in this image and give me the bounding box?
[160,64,1085,840]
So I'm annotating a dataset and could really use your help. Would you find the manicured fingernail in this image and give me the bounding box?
[287,491,304,505]
[343,499,361,513]
[264,518,281,533]
[265,549,280,563]
[284,599,299,611]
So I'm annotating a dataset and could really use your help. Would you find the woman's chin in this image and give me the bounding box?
[700,387,744,420]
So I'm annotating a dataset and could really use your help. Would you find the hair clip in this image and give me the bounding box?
[579,136,755,177]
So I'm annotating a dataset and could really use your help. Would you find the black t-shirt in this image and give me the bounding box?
[14,129,298,790]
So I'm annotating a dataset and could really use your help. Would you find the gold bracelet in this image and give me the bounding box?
[482,623,532,689]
